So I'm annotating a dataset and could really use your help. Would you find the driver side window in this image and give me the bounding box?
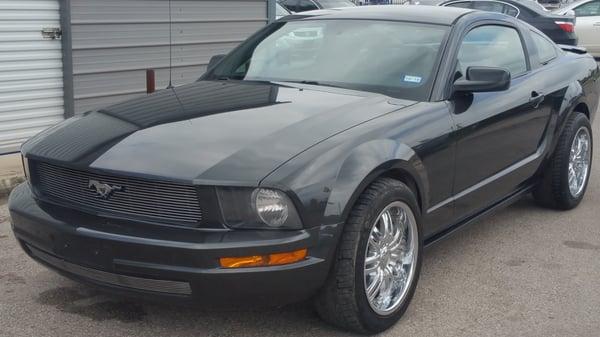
[457,25,528,77]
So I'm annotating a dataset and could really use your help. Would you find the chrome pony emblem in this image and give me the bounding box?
[88,180,123,199]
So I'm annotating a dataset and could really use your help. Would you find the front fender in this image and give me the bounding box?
[325,140,427,223]
[261,138,427,228]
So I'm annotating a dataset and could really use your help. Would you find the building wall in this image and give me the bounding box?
[70,0,269,114]
[0,0,65,154]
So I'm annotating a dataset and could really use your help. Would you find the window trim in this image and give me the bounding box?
[440,21,532,100]
[444,0,521,18]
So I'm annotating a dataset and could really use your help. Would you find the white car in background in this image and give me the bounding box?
[556,0,600,57]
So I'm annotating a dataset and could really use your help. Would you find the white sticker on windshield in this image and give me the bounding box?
[403,75,422,84]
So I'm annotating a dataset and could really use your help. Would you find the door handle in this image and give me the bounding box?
[530,91,545,108]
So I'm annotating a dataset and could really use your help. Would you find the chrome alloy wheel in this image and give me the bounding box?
[363,201,418,316]
[568,126,591,198]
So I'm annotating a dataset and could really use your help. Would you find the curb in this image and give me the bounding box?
[0,176,25,198]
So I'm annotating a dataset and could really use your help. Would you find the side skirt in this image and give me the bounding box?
[423,184,534,248]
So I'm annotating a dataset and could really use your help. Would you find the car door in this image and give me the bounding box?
[572,0,600,56]
[450,24,552,221]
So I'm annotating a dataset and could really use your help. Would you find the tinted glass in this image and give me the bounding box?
[472,1,506,12]
[279,0,298,11]
[472,1,519,16]
[531,31,557,64]
[318,0,356,7]
[297,0,319,11]
[208,20,449,101]
[445,1,473,8]
[574,0,600,16]
[458,25,527,76]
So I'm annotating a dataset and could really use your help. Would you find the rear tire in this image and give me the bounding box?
[315,178,422,334]
[533,113,593,210]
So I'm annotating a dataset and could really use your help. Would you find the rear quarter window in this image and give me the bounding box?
[531,31,557,65]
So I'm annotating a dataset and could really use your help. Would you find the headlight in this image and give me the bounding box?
[21,154,30,183]
[216,187,302,229]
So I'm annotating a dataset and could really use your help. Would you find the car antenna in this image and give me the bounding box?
[166,0,174,89]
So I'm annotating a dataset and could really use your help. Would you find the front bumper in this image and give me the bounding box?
[9,183,339,305]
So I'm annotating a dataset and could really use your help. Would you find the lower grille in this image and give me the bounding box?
[32,161,203,226]
[28,245,192,295]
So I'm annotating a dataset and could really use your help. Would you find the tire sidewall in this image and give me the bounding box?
[354,183,423,332]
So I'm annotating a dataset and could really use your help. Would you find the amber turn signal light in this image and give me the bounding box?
[219,248,307,268]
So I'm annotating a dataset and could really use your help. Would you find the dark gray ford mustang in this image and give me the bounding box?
[9,6,600,333]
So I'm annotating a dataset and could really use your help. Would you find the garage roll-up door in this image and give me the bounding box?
[0,0,65,154]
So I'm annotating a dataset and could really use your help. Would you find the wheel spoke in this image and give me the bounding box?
[378,269,393,301]
[368,235,380,251]
[366,270,383,301]
[381,211,393,244]
[401,251,414,267]
[365,254,379,266]
[365,263,379,275]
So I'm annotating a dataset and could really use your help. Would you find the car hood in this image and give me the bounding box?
[23,81,415,185]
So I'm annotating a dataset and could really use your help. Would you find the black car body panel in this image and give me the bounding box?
[9,7,600,304]
[24,81,412,186]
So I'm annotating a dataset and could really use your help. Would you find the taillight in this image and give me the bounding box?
[555,21,575,33]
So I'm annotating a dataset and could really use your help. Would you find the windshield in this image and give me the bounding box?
[318,0,356,8]
[206,20,449,101]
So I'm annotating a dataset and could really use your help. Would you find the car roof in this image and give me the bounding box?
[286,5,474,25]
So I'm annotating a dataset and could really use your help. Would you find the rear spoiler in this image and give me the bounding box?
[558,44,587,55]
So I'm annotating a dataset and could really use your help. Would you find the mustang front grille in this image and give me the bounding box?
[31,161,203,226]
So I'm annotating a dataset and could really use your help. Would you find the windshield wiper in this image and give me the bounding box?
[279,80,343,89]
[215,76,244,81]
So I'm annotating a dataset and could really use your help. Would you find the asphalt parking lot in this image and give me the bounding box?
[1,114,599,337]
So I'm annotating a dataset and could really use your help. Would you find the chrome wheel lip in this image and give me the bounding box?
[363,201,418,316]
[568,126,591,198]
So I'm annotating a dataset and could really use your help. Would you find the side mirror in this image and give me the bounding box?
[207,54,226,70]
[564,9,576,16]
[453,66,511,93]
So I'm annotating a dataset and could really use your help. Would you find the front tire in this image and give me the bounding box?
[534,112,593,210]
[315,178,422,334]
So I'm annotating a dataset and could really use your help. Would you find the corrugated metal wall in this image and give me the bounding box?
[0,0,65,154]
[70,0,269,114]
